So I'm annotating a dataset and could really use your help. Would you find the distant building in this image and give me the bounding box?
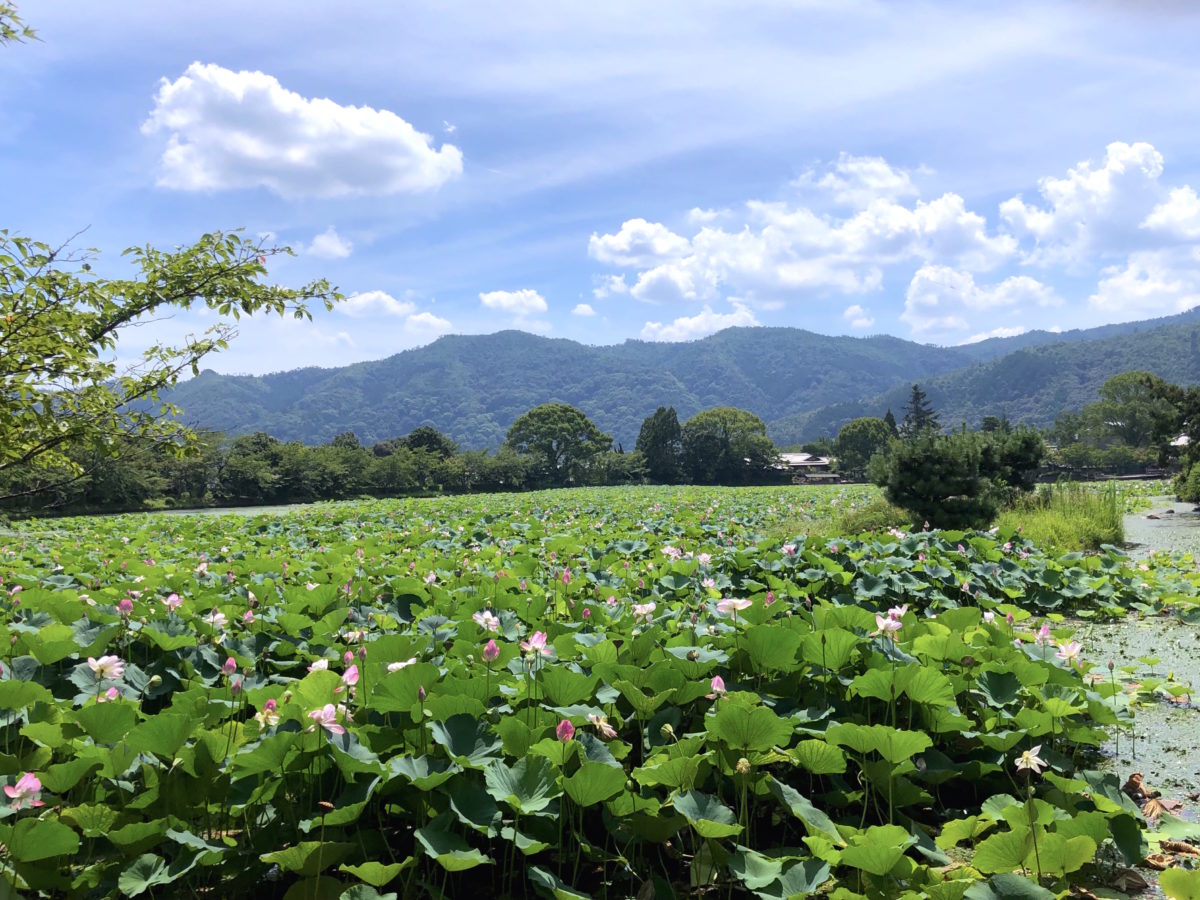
[774,452,836,482]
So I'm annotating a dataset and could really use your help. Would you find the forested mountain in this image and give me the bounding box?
[775,314,1200,443]
[163,309,1200,449]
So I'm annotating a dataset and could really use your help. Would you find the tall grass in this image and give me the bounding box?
[996,481,1124,552]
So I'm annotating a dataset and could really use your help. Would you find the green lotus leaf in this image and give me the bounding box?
[707,701,793,752]
[485,756,560,814]
[1159,867,1200,900]
[564,762,627,807]
[414,825,492,871]
[338,860,412,888]
[429,714,502,768]
[260,840,355,877]
[4,817,80,862]
[673,789,742,839]
[839,824,914,876]
[790,739,846,775]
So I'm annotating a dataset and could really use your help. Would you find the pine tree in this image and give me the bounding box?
[901,384,940,437]
[883,409,899,437]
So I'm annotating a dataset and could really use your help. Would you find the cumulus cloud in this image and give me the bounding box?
[842,304,875,329]
[902,265,1060,341]
[795,152,919,206]
[406,310,453,333]
[592,274,629,299]
[572,303,597,317]
[1088,250,1200,319]
[588,218,691,267]
[1144,186,1200,240]
[641,300,759,342]
[963,325,1028,344]
[339,290,417,318]
[999,141,1165,266]
[478,288,548,315]
[142,62,462,198]
[307,226,353,259]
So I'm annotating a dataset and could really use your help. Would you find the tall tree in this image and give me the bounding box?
[402,425,458,459]
[900,384,940,437]
[505,403,612,487]
[635,406,683,483]
[883,409,899,437]
[681,407,777,484]
[833,417,894,479]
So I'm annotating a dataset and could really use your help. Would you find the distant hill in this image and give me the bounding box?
[162,309,1200,449]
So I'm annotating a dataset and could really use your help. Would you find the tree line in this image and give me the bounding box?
[0,403,789,515]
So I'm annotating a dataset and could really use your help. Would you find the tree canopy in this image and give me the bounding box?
[504,403,612,487]
[0,231,337,501]
[635,406,682,483]
[833,417,894,478]
[900,383,940,437]
[681,407,777,484]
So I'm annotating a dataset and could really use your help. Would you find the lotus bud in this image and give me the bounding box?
[556,719,575,743]
[418,685,427,703]
[147,675,163,688]
[282,690,293,704]
[660,723,675,740]
[230,677,243,696]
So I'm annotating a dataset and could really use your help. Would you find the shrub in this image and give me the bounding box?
[997,482,1123,551]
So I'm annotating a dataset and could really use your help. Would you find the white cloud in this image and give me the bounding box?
[902,265,1060,340]
[687,207,722,225]
[406,310,453,333]
[1144,186,1200,240]
[842,304,874,329]
[142,62,462,198]
[1088,249,1200,318]
[572,303,597,317]
[307,226,353,259]
[963,325,1028,344]
[592,274,629,299]
[443,120,457,134]
[339,290,417,318]
[640,300,759,342]
[478,288,548,315]
[795,152,919,206]
[999,141,1165,266]
[588,218,691,267]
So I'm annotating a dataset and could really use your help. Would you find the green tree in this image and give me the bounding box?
[0,3,34,44]
[900,383,940,437]
[833,417,894,479]
[1092,371,1177,448]
[504,403,612,487]
[0,230,337,503]
[681,407,777,484]
[402,425,458,459]
[635,406,682,483]
[883,409,899,437]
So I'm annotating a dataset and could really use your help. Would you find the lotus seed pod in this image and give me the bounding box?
[736,757,751,775]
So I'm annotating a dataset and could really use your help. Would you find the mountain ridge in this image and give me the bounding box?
[162,308,1200,449]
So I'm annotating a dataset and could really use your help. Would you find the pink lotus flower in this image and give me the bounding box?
[255,698,280,728]
[205,608,227,630]
[588,713,617,740]
[886,604,908,621]
[1035,624,1053,647]
[162,593,182,611]
[98,686,120,702]
[308,704,346,735]
[222,657,237,676]
[117,597,134,616]
[632,601,656,622]
[4,772,44,810]
[473,610,500,632]
[1055,640,1083,667]
[87,655,125,681]
[874,615,903,640]
[983,611,996,624]
[556,719,576,742]
[716,598,752,617]
[561,568,572,586]
[424,572,437,585]
[521,631,554,657]
[308,658,330,673]
[707,675,727,699]
[482,640,500,663]
[343,650,354,666]
[342,665,359,687]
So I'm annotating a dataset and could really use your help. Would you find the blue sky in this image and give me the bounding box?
[5,1,1200,374]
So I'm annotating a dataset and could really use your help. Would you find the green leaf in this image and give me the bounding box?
[826,723,932,762]
[73,702,138,744]
[6,818,80,862]
[790,739,846,775]
[528,865,591,899]
[728,846,782,890]
[129,714,194,759]
[484,756,560,814]
[766,777,842,843]
[338,860,411,888]
[754,859,831,900]
[707,702,793,752]
[118,854,171,897]
[414,826,492,871]
[563,762,626,807]
[963,874,1055,900]
[62,803,120,838]
[427,714,501,769]
[1160,867,1200,900]
[673,790,742,839]
[972,828,1032,874]
[742,625,803,672]
[839,825,914,876]
[260,841,354,877]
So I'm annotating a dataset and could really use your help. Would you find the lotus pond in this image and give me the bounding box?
[1,484,1199,899]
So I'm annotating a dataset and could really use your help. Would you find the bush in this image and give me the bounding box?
[836,497,912,534]
[996,482,1123,551]
[1176,464,1200,502]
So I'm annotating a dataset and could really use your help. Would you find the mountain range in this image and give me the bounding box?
[161,308,1200,449]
